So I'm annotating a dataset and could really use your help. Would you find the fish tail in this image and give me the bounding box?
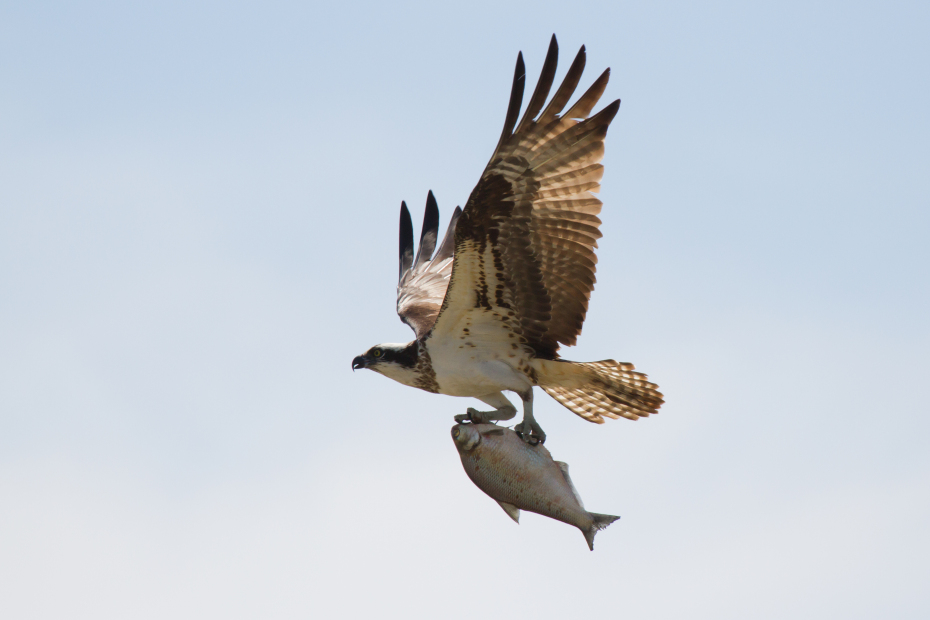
[583,513,620,551]
[533,359,663,423]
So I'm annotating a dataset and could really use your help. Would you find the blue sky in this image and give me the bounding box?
[1,1,928,618]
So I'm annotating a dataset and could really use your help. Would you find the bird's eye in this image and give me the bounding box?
[372,349,382,358]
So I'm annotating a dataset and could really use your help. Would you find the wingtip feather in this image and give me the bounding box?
[413,192,440,270]
[515,34,559,134]
[539,43,587,121]
[565,68,610,120]
[433,204,461,262]
[399,202,414,283]
[496,51,526,151]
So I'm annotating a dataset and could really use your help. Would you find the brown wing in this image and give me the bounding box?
[396,191,461,339]
[430,35,618,358]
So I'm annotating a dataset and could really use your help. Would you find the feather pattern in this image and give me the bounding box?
[396,194,460,340]
[534,359,664,423]
[430,35,620,359]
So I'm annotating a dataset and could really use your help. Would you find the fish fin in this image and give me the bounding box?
[556,461,585,510]
[582,513,620,551]
[496,500,521,523]
[482,427,506,436]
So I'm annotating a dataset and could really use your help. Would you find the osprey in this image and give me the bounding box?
[352,36,663,443]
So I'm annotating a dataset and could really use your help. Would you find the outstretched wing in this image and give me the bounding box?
[396,191,461,339]
[430,35,617,359]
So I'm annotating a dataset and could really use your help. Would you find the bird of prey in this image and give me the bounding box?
[352,36,663,443]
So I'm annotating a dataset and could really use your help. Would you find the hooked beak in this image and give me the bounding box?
[352,355,367,371]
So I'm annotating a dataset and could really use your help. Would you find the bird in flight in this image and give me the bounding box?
[352,35,663,443]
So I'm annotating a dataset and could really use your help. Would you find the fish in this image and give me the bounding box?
[451,422,620,550]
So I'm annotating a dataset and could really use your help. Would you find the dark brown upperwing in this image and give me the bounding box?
[434,35,620,358]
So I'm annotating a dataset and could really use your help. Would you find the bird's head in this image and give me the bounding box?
[352,342,419,383]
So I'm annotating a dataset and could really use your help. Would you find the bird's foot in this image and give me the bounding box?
[454,407,488,424]
[514,419,546,445]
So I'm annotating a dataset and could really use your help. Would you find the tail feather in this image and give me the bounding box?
[534,359,664,423]
[583,513,620,551]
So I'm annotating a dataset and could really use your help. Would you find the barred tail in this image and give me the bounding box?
[533,359,664,423]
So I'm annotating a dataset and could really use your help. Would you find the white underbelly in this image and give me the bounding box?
[426,341,533,397]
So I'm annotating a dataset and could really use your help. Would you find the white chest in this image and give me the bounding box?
[424,337,534,397]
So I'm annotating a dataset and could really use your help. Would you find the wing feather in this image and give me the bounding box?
[539,163,604,190]
[433,206,462,263]
[413,191,439,270]
[564,69,610,120]
[398,202,414,282]
[514,34,559,135]
[538,45,586,122]
[396,194,459,339]
[494,53,525,154]
[430,35,621,357]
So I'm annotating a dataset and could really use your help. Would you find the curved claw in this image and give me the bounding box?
[514,420,546,445]
[454,408,487,425]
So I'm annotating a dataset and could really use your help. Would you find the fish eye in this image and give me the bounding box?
[371,348,382,358]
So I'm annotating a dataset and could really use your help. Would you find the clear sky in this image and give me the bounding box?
[1,1,928,618]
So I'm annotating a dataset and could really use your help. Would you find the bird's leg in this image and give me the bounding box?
[454,393,517,425]
[514,389,545,444]
[455,406,516,424]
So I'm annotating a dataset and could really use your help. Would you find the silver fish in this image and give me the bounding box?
[452,423,619,550]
